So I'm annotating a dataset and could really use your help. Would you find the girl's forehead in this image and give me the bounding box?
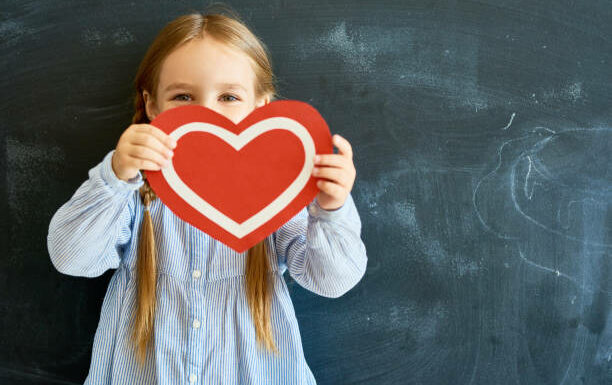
[158,36,256,93]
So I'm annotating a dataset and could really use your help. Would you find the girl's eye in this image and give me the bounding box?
[220,94,239,102]
[172,93,192,102]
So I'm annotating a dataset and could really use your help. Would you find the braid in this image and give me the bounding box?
[130,26,162,362]
[139,178,157,206]
[132,178,158,364]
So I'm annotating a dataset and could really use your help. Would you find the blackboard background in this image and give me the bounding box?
[2,1,611,384]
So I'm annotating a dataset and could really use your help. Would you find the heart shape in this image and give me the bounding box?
[144,100,333,252]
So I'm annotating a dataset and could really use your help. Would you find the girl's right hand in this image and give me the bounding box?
[111,123,177,182]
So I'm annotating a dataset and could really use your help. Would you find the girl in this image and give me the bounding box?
[47,7,367,385]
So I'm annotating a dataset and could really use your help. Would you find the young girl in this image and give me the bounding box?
[47,8,367,385]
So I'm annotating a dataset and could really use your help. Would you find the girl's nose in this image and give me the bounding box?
[199,101,218,113]
[199,100,212,109]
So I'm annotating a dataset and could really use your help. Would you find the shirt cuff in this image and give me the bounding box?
[99,149,144,192]
[307,194,353,221]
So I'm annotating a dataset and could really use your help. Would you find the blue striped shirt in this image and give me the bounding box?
[47,149,368,384]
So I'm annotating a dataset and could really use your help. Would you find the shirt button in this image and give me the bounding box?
[192,269,201,279]
[193,319,201,329]
[189,374,197,383]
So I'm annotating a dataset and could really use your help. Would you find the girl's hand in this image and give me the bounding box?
[312,134,357,210]
[111,124,177,182]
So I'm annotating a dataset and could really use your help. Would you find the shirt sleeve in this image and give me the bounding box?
[47,149,144,277]
[274,193,368,298]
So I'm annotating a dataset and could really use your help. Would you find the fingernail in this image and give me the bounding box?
[314,155,320,163]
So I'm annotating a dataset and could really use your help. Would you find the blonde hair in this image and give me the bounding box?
[130,6,278,364]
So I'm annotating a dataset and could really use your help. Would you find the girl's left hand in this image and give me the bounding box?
[312,134,357,211]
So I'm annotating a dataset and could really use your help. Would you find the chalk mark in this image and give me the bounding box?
[523,156,537,200]
[473,133,534,240]
[474,125,612,248]
[557,198,602,230]
[501,112,516,130]
[466,278,484,385]
[510,129,612,249]
[533,126,556,135]
[518,247,611,295]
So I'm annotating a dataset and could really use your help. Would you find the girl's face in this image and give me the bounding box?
[144,35,270,124]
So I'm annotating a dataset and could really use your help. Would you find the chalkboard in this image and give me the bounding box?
[2,0,611,384]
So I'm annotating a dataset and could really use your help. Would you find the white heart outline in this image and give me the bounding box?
[162,117,315,239]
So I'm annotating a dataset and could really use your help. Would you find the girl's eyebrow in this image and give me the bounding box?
[163,82,195,93]
[215,82,247,92]
[163,82,247,94]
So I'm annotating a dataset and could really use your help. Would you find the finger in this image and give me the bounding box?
[131,158,163,171]
[127,144,171,169]
[131,128,175,161]
[313,166,350,188]
[332,134,353,159]
[317,180,346,197]
[145,123,178,149]
[114,149,163,172]
[135,124,177,152]
[314,154,350,169]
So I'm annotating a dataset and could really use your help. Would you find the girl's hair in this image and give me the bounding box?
[130,5,278,364]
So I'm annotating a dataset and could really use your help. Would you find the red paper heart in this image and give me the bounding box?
[144,100,333,252]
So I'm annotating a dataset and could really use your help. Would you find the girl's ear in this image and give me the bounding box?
[143,90,159,121]
[256,93,271,108]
